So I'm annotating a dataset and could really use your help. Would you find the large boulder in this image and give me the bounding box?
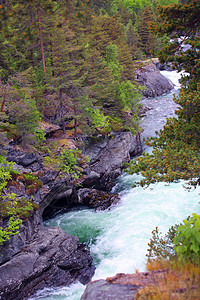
[80,271,167,300]
[80,279,140,300]
[77,188,120,211]
[135,62,174,98]
[0,226,95,300]
[82,132,142,191]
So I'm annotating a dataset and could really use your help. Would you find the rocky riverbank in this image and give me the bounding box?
[135,60,174,98]
[0,130,142,299]
[0,62,174,299]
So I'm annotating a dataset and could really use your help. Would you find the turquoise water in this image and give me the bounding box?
[32,177,200,300]
[31,71,200,300]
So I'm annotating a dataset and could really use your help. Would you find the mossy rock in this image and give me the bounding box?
[43,156,60,171]
[65,119,75,129]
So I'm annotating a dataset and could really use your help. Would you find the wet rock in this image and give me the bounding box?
[0,130,142,298]
[80,279,141,300]
[83,132,142,191]
[82,171,101,188]
[0,226,95,300]
[135,63,174,98]
[80,271,168,300]
[77,188,120,211]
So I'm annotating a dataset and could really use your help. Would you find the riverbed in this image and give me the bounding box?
[31,71,200,300]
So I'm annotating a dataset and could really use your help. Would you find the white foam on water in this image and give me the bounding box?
[31,71,199,300]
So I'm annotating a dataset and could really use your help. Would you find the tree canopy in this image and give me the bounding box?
[126,0,200,188]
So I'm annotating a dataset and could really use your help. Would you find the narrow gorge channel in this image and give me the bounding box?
[31,71,200,300]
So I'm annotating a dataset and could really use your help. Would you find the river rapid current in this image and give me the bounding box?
[31,71,200,300]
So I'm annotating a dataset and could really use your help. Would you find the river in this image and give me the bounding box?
[31,71,200,300]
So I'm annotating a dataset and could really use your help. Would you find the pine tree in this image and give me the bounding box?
[125,20,141,59]
[138,6,157,56]
[83,47,117,113]
[126,0,200,188]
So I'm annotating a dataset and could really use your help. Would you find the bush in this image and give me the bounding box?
[147,213,200,265]
[0,156,39,244]
[59,148,84,180]
[174,213,200,264]
[147,225,177,261]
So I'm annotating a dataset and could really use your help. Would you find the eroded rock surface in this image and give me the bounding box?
[82,132,142,191]
[0,226,95,300]
[80,271,167,300]
[135,62,174,98]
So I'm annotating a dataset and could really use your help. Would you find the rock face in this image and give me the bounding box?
[80,271,167,300]
[82,132,142,191]
[77,188,120,211]
[0,226,95,300]
[0,213,41,266]
[135,62,174,98]
[80,279,140,300]
[0,130,141,299]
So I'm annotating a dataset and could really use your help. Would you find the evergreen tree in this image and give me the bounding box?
[125,19,142,59]
[126,0,200,188]
[138,6,157,56]
[84,47,116,113]
[1,68,40,146]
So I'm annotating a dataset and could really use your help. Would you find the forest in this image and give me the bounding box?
[0,0,200,298]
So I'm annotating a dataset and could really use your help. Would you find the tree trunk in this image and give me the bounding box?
[37,11,47,83]
[59,88,66,135]
[1,85,6,113]
[74,117,77,138]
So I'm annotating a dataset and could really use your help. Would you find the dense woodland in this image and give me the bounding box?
[0,0,200,295]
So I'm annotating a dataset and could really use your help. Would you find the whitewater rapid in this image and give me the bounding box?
[31,71,200,300]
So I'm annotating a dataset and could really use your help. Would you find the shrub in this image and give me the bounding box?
[59,148,84,180]
[0,156,39,244]
[174,213,200,264]
[147,225,177,262]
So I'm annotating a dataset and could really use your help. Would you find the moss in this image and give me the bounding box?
[0,122,19,140]
[43,156,60,171]
[65,119,75,129]
[9,172,43,195]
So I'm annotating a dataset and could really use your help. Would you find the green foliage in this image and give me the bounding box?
[106,43,122,80]
[125,0,200,188]
[147,214,200,265]
[0,156,39,245]
[147,225,178,261]
[0,155,15,192]
[150,0,200,90]
[122,0,178,13]
[137,6,157,56]
[0,193,36,220]
[59,148,89,180]
[9,96,41,146]
[174,213,200,264]
[84,107,110,133]
[116,80,141,111]
[125,119,200,187]
[0,217,22,245]
[35,129,46,143]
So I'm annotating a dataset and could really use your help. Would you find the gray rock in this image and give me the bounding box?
[0,226,95,300]
[82,171,101,187]
[80,279,140,300]
[135,63,174,98]
[77,188,120,210]
[0,213,41,266]
[85,132,141,174]
[83,132,142,190]
[0,130,142,298]
[6,150,43,171]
